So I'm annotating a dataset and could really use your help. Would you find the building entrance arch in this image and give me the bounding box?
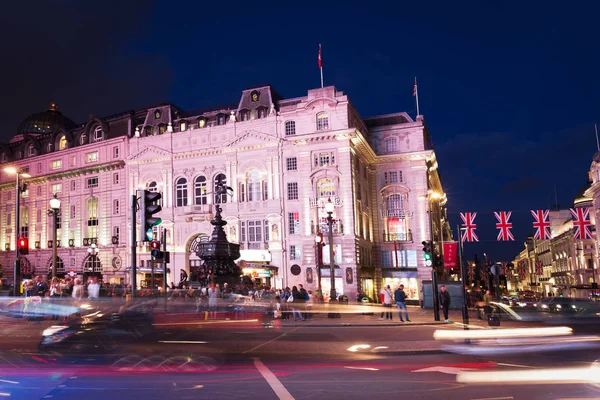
[185,233,210,283]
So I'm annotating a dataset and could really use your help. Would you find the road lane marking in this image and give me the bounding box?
[252,358,294,400]
[158,341,208,344]
[344,366,379,371]
[469,397,513,400]
[496,363,533,368]
[0,379,18,384]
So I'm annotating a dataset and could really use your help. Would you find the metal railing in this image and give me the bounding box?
[383,232,412,242]
[311,223,343,235]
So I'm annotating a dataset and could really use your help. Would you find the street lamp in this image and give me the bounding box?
[48,194,61,280]
[87,243,99,277]
[4,167,31,297]
[324,198,341,318]
[419,192,441,321]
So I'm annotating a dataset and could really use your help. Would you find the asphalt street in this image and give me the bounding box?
[1,312,599,399]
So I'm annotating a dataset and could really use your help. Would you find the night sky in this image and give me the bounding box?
[2,1,599,262]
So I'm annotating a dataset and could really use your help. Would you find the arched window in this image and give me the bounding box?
[317,178,336,198]
[179,120,187,132]
[385,137,397,153]
[145,126,153,137]
[247,170,262,202]
[28,143,35,157]
[385,193,408,241]
[386,194,406,216]
[197,118,206,128]
[285,120,296,136]
[214,173,227,204]
[194,176,207,205]
[176,177,188,207]
[316,112,329,130]
[93,126,103,142]
[51,257,65,274]
[58,135,67,150]
[85,255,102,273]
[158,124,166,135]
[256,106,268,119]
[217,114,226,126]
[239,110,250,122]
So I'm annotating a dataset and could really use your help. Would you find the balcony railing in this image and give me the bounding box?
[239,242,269,250]
[311,223,344,235]
[383,232,413,242]
[83,237,98,246]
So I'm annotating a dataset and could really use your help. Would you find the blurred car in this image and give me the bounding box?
[536,298,551,311]
[39,309,156,354]
[517,295,538,309]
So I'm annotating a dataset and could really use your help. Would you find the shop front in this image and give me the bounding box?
[381,269,420,305]
[237,249,277,288]
[320,267,344,301]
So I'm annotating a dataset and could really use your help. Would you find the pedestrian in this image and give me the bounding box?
[207,282,219,319]
[439,285,451,322]
[394,284,410,322]
[482,289,493,318]
[379,285,393,320]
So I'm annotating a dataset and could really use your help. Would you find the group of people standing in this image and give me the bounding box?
[379,284,411,322]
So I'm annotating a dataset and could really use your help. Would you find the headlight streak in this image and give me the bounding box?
[457,366,600,385]
[433,327,572,341]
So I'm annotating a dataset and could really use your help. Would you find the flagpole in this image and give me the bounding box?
[318,44,324,88]
[595,124,599,151]
[414,77,420,116]
[320,67,324,89]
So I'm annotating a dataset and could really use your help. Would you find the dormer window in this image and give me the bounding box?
[28,144,36,157]
[179,121,187,132]
[154,109,161,119]
[58,135,67,151]
[158,124,166,135]
[145,126,153,137]
[256,107,268,119]
[316,112,329,130]
[239,110,250,122]
[217,114,226,126]
[93,126,103,142]
[197,118,206,128]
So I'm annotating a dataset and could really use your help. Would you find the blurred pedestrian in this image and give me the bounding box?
[394,284,410,322]
[440,285,451,322]
[379,285,393,320]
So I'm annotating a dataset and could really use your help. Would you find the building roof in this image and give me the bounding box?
[17,103,77,135]
[573,180,593,208]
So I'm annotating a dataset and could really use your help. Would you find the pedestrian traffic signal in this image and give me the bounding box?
[18,237,29,255]
[422,240,432,266]
[140,190,162,241]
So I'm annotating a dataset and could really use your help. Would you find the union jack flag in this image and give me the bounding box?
[460,212,478,242]
[531,209,551,240]
[518,261,527,280]
[535,261,543,276]
[494,211,515,241]
[570,208,593,240]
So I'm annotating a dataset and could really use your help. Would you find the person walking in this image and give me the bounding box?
[379,285,393,320]
[439,285,451,322]
[394,284,410,322]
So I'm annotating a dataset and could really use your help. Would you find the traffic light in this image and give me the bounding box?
[140,190,162,241]
[422,240,432,266]
[150,240,162,258]
[18,237,29,255]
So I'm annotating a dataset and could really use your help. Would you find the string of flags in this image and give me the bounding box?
[459,208,594,242]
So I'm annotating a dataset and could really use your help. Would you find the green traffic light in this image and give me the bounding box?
[424,253,432,261]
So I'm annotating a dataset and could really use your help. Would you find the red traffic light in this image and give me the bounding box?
[150,240,160,249]
[18,238,28,248]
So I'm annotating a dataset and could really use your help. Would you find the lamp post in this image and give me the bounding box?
[419,191,442,321]
[87,243,99,279]
[324,198,341,318]
[314,232,324,297]
[457,225,470,335]
[4,167,31,297]
[48,194,61,280]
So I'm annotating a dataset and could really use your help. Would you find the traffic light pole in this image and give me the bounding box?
[161,227,167,295]
[428,201,440,321]
[13,173,20,297]
[131,194,137,299]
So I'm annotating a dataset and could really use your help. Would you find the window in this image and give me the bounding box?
[158,124,166,135]
[357,183,361,200]
[56,208,62,230]
[241,222,246,243]
[285,120,296,136]
[194,176,207,205]
[385,138,397,153]
[247,170,262,202]
[50,160,62,170]
[28,144,35,156]
[154,109,161,119]
[399,170,403,183]
[314,151,336,168]
[248,220,263,247]
[80,133,87,145]
[37,163,42,173]
[316,112,329,130]
[87,177,98,188]
[317,178,336,198]
[113,173,119,185]
[113,199,120,215]
[239,110,250,121]
[286,157,297,171]
[290,245,301,260]
[71,180,76,191]
[288,212,300,235]
[264,220,270,242]
[217,115,226,126]
[389,171,398,184]
[87,152,98,163]
[36,209,42,223]
[58,135,67,150]
[70,205,76,219]
[256,107,267,119]
[71,156,76,166]
[113,146,119,158]
[20,207,29,239]
[51,183,62,193]
[198,118,206,128]
[93,126,103,142]
[87,197,98,238]
[214,173,227,203]
[179,121,187,132]
[287,182,299,200]
[36,186,42,196]
[145,126,153,136]
[176,177,188,207]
